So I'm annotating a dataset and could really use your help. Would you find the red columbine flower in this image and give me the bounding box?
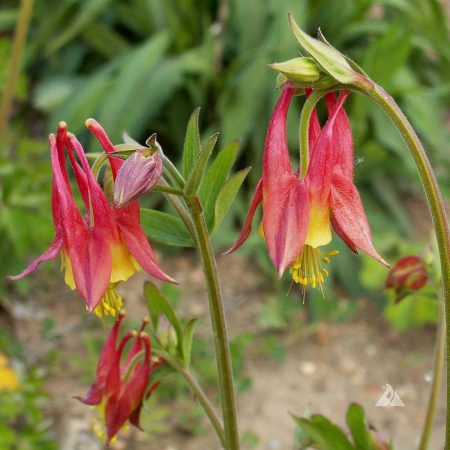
[385,255,428,301]
[226,86,388,289]
[9,121,174,316]
[76,311,161,444]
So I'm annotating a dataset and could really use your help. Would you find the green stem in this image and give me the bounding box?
[298,89,326,178]
[161,153,185,188]
[419,302,446,450]
[366,84,450,448]
[153,184,185,196]
[152,348,225,447]
[0,0,35,141]
[159,178,196,242]
[187,196,240,450]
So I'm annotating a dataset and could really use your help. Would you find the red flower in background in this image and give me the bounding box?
[10,121,174,316]
[76,311,161,444]
[226,86,388,289]
[386,255,428,301]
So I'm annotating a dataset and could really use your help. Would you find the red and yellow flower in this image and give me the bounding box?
[10,121,174,316]
[76,311,161,444]
[227,86,388,289]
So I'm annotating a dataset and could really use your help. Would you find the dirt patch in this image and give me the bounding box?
[4,252,445,450]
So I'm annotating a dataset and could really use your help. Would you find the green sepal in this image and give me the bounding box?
[269,57,321,83]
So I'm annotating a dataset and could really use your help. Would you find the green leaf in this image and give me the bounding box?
[213,167,251,232]
[184,132,219,195]
[182,108,201,178]
[198,140,241,231]
[140,209,195,247]
[182,318,199,367]
[346,404,371,450]
[144,281,183,345]
[97,33,170,140]
[46,0,114,54]
[293,415,354,450]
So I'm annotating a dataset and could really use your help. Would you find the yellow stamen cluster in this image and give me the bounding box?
[92,284,123,318]
[290,246,339,289]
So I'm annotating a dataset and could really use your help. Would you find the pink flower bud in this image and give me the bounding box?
[114,149,163,208]
[385,255,428,301]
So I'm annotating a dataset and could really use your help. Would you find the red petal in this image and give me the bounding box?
[116,207,176,283]
[330,168,388,266]
[105,334,150,443]
[325,91,353,178]
[86,119,123,179]
[69,227,112,311]
[262,87,309,275]
[263,178,309,275]
[8,236,63,280]
[306,91,349,205]
[223,179,262,255]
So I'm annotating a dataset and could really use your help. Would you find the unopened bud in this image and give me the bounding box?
[114,147,163,208]
[156,315,178,351]
[385,255,428,302]
[269,57,321,84]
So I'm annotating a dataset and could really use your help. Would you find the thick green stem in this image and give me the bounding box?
[0,0,34,141]
[187,196,240,450]
[419,303,446,450]
[153,348,225,447]
[366,85,450,448]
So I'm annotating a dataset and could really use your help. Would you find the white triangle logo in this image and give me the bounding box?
[375,384,405,407]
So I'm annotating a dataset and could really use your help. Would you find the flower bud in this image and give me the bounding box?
[269,57,321,83]
[288,13,372,89]
[156,315,178,352]
[385,255,428,302]
[114,146,163,208]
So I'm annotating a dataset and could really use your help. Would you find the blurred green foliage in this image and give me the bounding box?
[2,0,449,289]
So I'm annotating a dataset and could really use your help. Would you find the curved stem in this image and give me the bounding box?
[153,348,225,447]
[159,178,196,242]
[187,196,240,450]
[419,302,445,450]
[0,0,34,141]
[298,87,341,178]
[298,89,325,178]
[365,84,450,448]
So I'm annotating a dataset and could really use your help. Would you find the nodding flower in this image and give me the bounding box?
[10,121,175,316]
[226,86,388,291]
[76,311,161,444]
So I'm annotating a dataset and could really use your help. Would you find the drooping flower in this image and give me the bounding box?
[226,86,388,289]
[9,122,175,316]
[76,311,161,444]
[385,255,428,302]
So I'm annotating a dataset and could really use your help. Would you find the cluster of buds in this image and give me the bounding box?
[270,14,373,91]
[76,311,162,444]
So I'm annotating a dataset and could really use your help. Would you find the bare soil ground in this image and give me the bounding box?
[5,252,445,450]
